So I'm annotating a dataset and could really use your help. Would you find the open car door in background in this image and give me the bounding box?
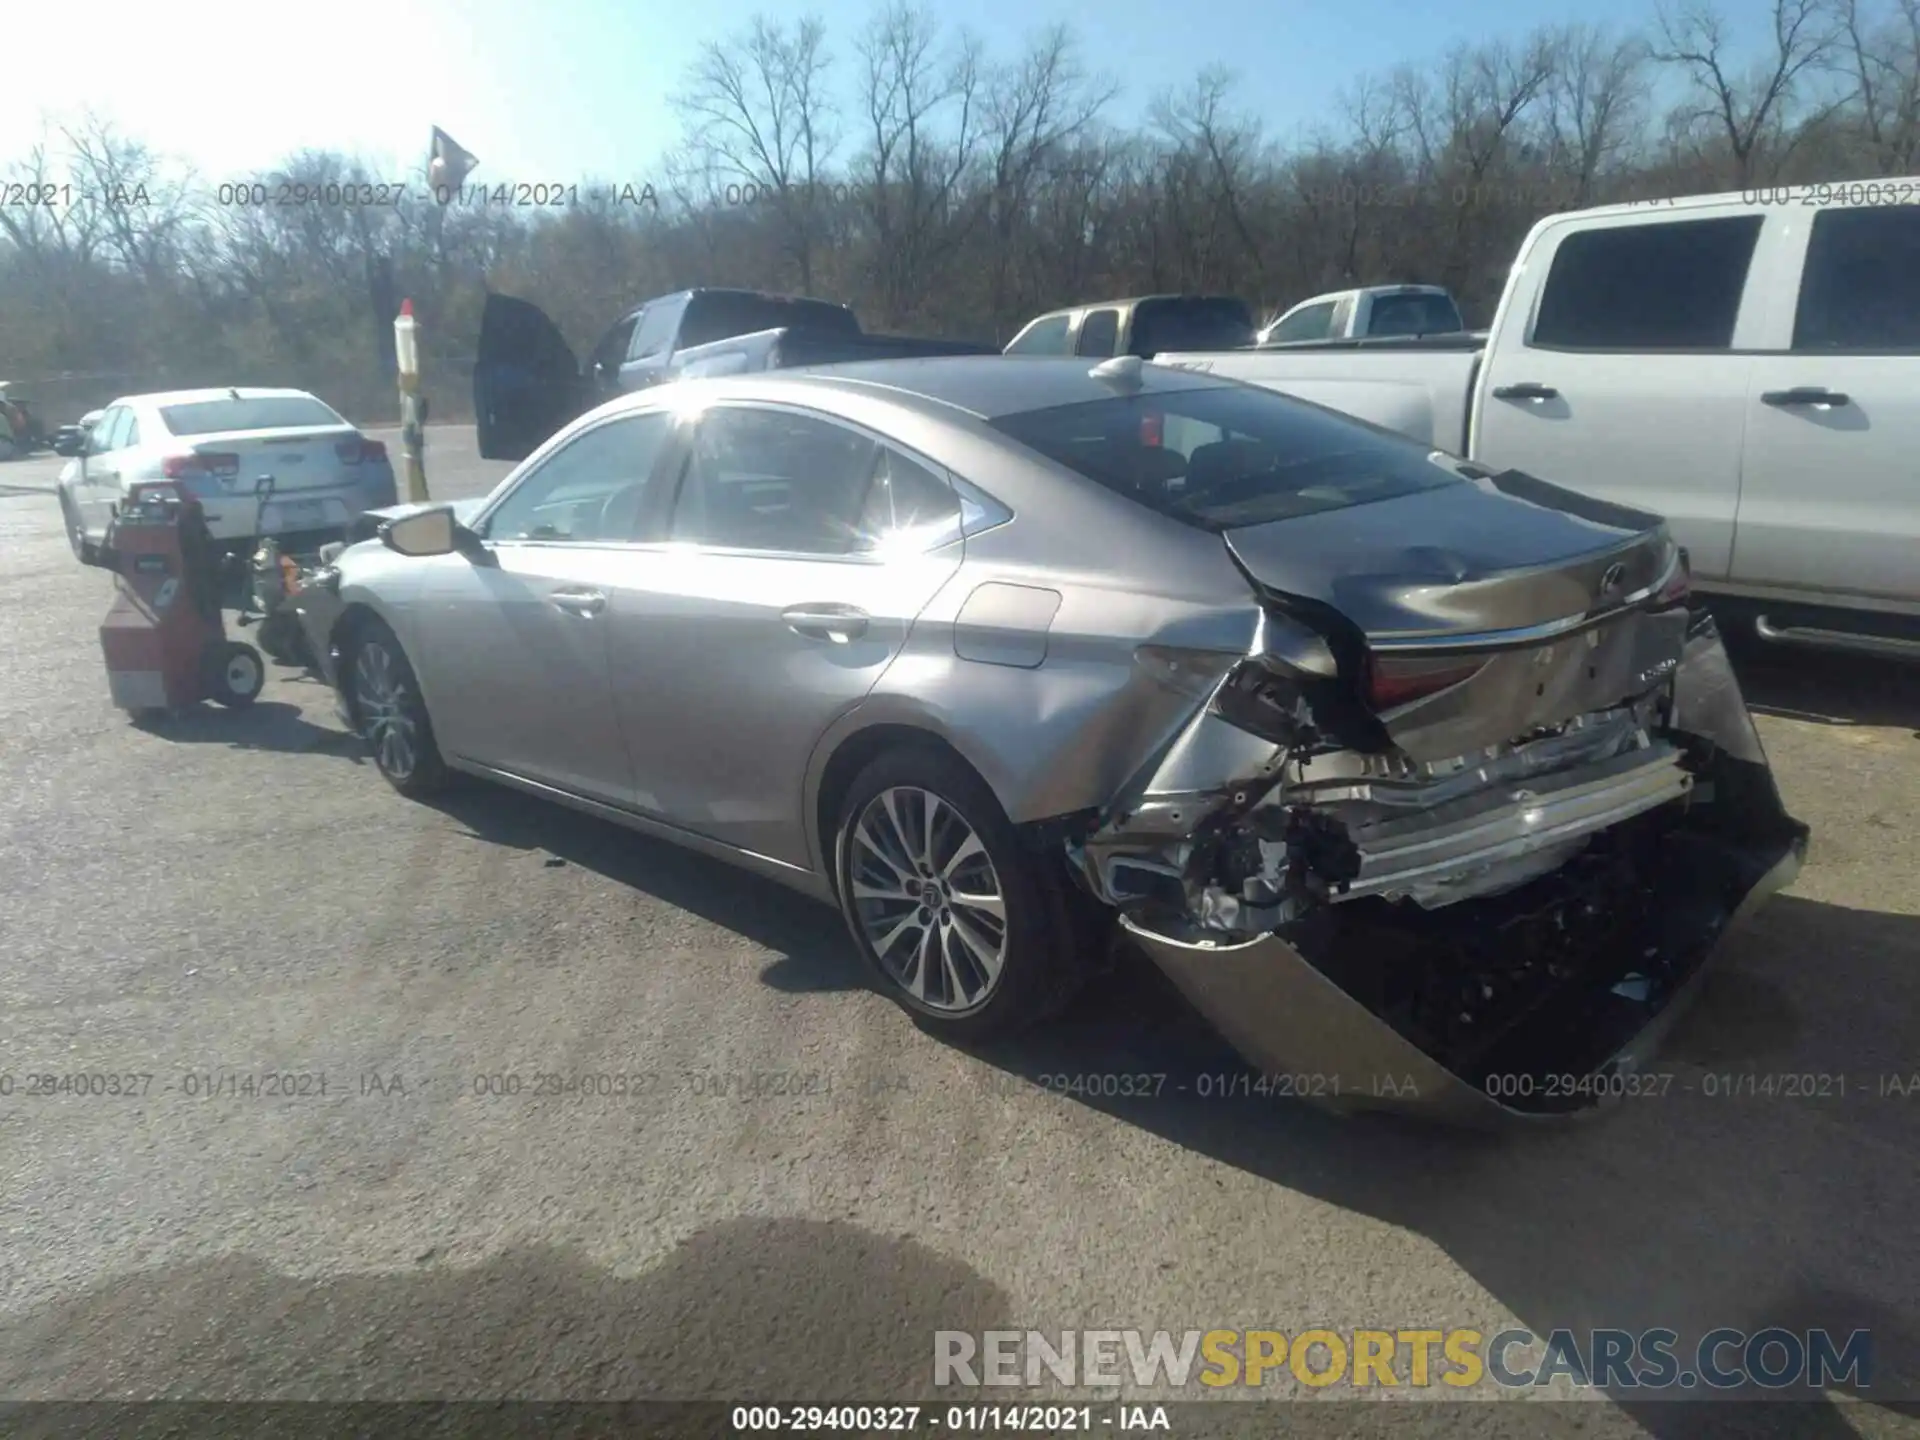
[475,293,585,461]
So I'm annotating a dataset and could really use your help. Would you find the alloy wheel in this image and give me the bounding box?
[848,785,1009,1014]
[353,640,417,782]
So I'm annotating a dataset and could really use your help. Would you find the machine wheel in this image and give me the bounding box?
[832,744,1088,1043]
[346,618,448,796]
[60,492,86,562]
[203,641,265,709]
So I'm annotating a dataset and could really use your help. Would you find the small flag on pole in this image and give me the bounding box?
[428,127,478,198]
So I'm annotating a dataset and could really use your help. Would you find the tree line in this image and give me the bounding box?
[2,0,1916,424]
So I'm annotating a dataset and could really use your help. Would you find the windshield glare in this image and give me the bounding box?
[989,384,1463,530]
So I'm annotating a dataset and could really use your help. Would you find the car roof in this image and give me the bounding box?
[109,386,321,409]
[780,355,1225,419]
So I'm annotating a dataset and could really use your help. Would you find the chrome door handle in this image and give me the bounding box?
[549,588,606,616]
[782,604,870,643]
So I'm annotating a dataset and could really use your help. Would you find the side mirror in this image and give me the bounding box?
[52,432,85,457]
[380,505,459,557]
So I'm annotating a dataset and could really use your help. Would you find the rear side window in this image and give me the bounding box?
[1076,309,1120,356]
[673,407,880,555]
[1793,205,1920,350]
[991,384,1462,532]
[1266,302,1337,344]
[1132,299,1255,354]
[160,395,345,436]
[1367,292,1463,337]
[1005,315,1072,355]
[1531,216,1763,350]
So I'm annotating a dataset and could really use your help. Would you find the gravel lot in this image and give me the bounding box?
[1,429,1916,1438]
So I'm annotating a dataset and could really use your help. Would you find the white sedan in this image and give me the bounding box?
[56,387,397,558]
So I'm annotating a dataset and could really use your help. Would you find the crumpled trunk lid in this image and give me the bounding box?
[1219,470,1673,644]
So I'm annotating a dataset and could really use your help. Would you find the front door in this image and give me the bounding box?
[1732,202,1920,606]
[1471,212,1767,581]
[473,293,586,462]
[604,402,967,869]
[421,409,678,801]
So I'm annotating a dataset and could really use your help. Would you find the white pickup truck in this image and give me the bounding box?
[1157,182,1920,660]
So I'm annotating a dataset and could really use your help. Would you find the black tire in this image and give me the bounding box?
[60,492,86,562]
[202,640,264,709]
[833,744,1088,1043]
[344,617,449,796]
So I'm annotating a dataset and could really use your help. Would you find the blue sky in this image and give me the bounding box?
[8,0,1765,188]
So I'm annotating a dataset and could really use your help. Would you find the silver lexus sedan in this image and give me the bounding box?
[298,355,1808,1123]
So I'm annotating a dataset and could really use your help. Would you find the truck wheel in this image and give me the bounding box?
[204,641,265,709]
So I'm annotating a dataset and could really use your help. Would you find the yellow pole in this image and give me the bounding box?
[394,299,429,503]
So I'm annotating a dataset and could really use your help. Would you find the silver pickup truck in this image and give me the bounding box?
[1157,182,1920,661]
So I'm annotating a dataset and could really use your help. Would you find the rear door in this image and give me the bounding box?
[474,293,584,461]
[1471,210,1766,581]
[422,408,680,800]
[1733,200,1920,607]
[602,402,967,869]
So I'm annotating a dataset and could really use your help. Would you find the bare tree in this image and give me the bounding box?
[1653,0,1838,184]
[977,25,1118,329]
[1830,0,1920,169]
[855,3,982,325]
[1542,25,1651,204]
[672,15,841,291]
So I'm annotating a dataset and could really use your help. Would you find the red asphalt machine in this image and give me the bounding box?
[82,481,264,722]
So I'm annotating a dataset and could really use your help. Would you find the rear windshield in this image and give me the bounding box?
[159,395,344,436]
[680,293,860,348]
[989,383,1462,531]
[1366,292,1463,336]
[1132,299,1255,355]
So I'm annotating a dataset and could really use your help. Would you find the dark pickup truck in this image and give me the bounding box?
[474,287,993,460]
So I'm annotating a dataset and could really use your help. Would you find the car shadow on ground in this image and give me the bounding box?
[130,697,367,760]
[0,1218,1013,1427]
[425,783,863,991]
[1730,639,1920,736]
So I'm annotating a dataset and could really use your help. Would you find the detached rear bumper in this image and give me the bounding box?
[1110,616,1810,1125]
[1124,830,1804,1125]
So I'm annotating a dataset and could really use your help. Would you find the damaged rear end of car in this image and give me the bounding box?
[998,380,1808,1124]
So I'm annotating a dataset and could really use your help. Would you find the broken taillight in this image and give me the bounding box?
[1365,653,1488,709]
[1651,549,1692,609]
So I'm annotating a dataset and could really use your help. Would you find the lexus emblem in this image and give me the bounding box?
[1599,561,1627,596]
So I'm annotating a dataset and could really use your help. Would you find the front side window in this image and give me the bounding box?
[1793,204,1920,350]
[991,383,1462,532]
[629,301,682,359]
[1004,314,1072,355]
[671,407,882,555]
[90,408,126,454]
[1531,215,1762,350]
[484,411,674,543]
